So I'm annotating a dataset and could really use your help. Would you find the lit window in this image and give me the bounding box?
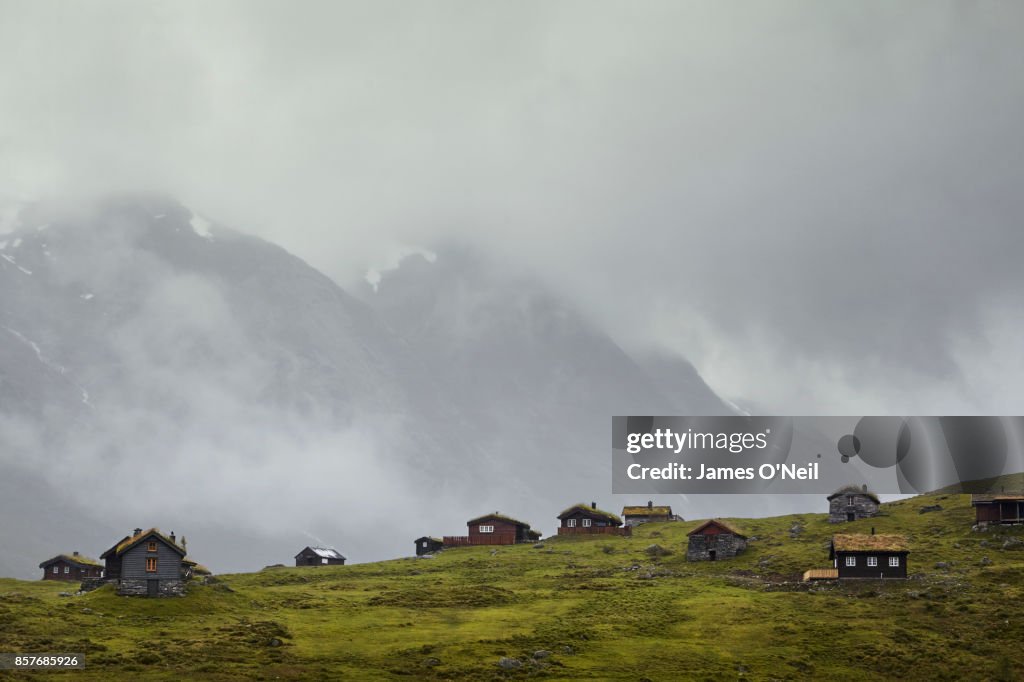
[567,519,576,527]
[845,556,856,567]
[145,558,157,572]
[147,542,157,552]
[889,556,900,567]
[582,519,592,527]
[479,525,494,533]
[867,557,877,567]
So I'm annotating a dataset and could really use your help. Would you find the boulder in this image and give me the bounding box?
[644,544,672,557]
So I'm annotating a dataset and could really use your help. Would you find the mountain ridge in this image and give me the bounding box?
[0,194,732,578]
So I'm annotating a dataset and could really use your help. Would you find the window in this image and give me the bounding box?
[145,557,157,572]
[582,518,592,527]
[479,525,494,533]
[867,556,878,567]
[52,565,59,574]
[889,556,900,567]
[321,558,328,565]
[845,556,856,567]
[147,541,157,552]
[567,519,576,527]
[64,566,70,574]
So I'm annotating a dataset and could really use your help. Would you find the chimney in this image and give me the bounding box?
[170,531,176,545]
[647,500,653,510]
[862,484,867,493]
[133,528,142,537]
[591,502,597,510]
[73,551,79,557]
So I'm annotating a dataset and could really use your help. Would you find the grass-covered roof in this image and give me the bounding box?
[102,528,186,558]
[832,533,909,553]
[38,553,103,569]
[558,503,622,524]
[827,485,881,504]
[467,512,531,529]
[622,505,673,516]
[687,518,746,538]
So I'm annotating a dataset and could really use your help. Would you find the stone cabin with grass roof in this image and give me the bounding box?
[828,485,880,523]
[39,552,104,581]
[830,533,909,579]
[444,512,535,546]
[557,502,631,536]
[686,519,748,561]
[99,528,188,597]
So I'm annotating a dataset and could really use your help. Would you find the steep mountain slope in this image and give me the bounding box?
[0,195,731,578]
[356,247,732,488]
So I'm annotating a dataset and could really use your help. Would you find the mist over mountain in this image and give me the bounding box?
[0,195,732,578]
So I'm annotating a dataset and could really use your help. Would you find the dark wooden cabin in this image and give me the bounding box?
[444,512,534,546]
[621,501,675,526]
[686,519,748,561]
[100,528,188,597]
[827,485,880,523]
[415,537,444,556]
[295,546,346,566]
[39,552,103,581]
[557,502,630,536]
[972,494,1024,526]
[830,533,908,579]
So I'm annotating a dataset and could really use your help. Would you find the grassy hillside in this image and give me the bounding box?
[2,490,1023,681]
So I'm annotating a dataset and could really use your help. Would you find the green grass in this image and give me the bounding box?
[2,489,1023,680]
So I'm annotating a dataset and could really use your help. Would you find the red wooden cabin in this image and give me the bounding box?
[444,512,536,546]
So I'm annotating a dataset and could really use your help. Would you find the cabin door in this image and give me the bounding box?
[846,512,855,522]
[709,550,717,561]
[147,580,159,597]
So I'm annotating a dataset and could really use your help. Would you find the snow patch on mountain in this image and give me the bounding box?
[365,246,437,292]
[1,253,32,275]
[190,213,214,240]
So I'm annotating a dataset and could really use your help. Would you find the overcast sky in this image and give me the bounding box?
[2,1,1023,415]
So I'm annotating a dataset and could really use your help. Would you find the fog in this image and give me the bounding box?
[2,2,1023,576]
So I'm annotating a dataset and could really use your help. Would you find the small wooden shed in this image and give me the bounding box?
[414,537,444,556]
[972,494,1024,526]
[295,546,346,567]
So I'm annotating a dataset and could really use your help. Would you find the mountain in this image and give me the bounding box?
[0,195,731,578]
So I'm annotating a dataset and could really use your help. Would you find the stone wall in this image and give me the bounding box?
[116,578,187,597]
[686,533,747,561]
[828,494,880,523]
[79,577,109,593]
